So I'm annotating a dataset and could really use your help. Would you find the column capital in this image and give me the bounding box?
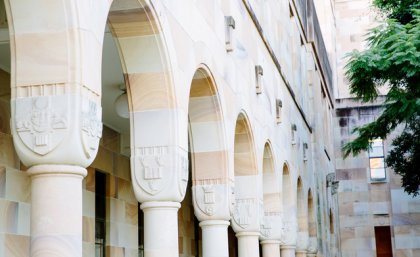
[280,244,296,250]
[27,164,87,177]
[260,240,282,245]
[199,220,230,228]
[236,231,261,237]
[140,201,181,211]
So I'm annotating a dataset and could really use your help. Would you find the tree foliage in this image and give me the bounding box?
[343,4,420,196]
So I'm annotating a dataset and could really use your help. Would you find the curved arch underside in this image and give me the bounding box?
[188,68,228,184]
[234,114,257,176]
[262,143,281,214]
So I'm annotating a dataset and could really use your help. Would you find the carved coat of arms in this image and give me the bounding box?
[14,96,68,155]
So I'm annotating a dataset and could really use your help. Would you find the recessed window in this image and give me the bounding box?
[369,139,386,182]
[138,203,144,257]
[95,171,106,257]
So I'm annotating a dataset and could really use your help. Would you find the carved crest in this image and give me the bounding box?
[15,96,68,155]
[280,217,297,245]
[178,153,189,197]
[260,216,272,238]
[194,184,218,216]
[134,146,171,195]
[232,198,255,229]
[81,99,102,159]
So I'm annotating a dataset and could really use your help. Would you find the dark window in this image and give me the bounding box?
[138,203,144,257]
[374,226,393,257]
[228,226,238,257]
[95,171,106,257]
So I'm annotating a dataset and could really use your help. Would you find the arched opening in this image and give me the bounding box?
[282,164,294,212]
[232,113,259,227]
[91,1,181,256]
[263,143,278,212]
[261,142,282,240]
[297,177,309,250]
[308,189,317,254]
[178,67,229,256]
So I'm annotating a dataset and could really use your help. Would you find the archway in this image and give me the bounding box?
[232,113,261,257]
[307,189,318,255]
[296,177,309,253]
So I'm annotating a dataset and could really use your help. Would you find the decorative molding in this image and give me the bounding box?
[255,65,264,94]
[225,16,235,52]
[276,99,283,124]
[14,96,68,155]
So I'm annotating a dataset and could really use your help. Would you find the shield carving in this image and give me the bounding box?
[81,99,102,159]
[14,96,68,155]
[134,146,172,195]
[194,185,218,216]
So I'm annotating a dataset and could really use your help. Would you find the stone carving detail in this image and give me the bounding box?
[202,186,215,215]
[179,154,189,197]
[135,146,170,195]
[307,237,318,254]
[233,198,255,229]
[280,217,297,245]
[15,96,68,155]
[81,99,102,158]
[260,216,272,238]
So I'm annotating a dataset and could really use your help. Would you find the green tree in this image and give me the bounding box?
[343,3,420,196]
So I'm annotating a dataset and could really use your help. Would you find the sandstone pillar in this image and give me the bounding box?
[141,202,181,257]
[281,245,296,257]
[200,220,230,257]
[261,240,281,257]
[237,232,260,257]
[29,165,86,257]
[5,0,111,256]
[296,250,307,257]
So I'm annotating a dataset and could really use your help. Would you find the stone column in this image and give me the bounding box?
[6,0,111,256]
[261,240,281,257]
[280,245,296,257]
[141,202,181,257]
[200,220,230,257]
[29,165,86,257]
[296,250,307,257]
[236,232,260,257]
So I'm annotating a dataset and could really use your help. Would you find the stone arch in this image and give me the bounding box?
[262,141,280,213]
[296,176,309,251]
[307,188,318,254]
[188,66,230,221]
[107,0,188,203]
[282,163,294,211]
[261,141,282,240]
[108,0,177,113]
[281,163,298,245]
[231,112,261,233]
[234,113,258,176]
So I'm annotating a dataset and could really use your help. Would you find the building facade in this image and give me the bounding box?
[334,1,420,257]
[0,0,342,257]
